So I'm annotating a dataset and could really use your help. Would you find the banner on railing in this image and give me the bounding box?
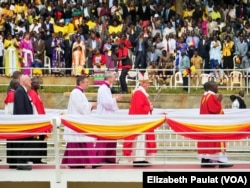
[166,114,250,140]
[0,115,53,139]
[1,111,250,141]
[61,115,166,140]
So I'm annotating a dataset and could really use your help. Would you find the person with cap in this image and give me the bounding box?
[123,71,156,167]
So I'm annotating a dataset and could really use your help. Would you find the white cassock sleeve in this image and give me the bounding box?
[64,88,95,142]
[67,89,92,115]
[96,84,118,114]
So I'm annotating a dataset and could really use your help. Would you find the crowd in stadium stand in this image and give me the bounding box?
[0,0,250,88]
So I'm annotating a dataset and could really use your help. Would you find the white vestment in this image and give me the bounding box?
[96,83,119,114]
[63,88,95,142]
[4,103,13,115]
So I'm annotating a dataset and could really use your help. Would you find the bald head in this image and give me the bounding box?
[20,75,31,89]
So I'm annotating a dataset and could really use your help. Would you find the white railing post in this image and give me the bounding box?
[52,117,61,183]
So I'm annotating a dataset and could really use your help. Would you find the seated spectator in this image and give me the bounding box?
[32,54,43,75]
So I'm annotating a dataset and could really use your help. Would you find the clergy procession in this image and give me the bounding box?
[1,0,250,172]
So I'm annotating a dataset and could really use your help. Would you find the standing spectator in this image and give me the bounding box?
[51,32,65,74]
[162,3,175,24]
[118,42,132,94]
[137,0,151,26]
[209,35,222,79]
[96,71,122,164]
[198,35,210,74]
[62,75,100,169]
[71,34,86,76]
[41,16,54,40]
[123,71,156,167]
[12,75,33,170]
[235,36,248,67]
[134,32,148,71]
[199,81,233,168]
[28,77,47,164]
[19,32,34,75]
[103,36,115,70]
[190,49,203,86]
[86,31,101,75]
[222,35,234,76]
[33,33,45,67]
[0,35,3,74]
[179,49,190,91]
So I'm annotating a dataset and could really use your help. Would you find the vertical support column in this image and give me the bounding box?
[52,118,61,183]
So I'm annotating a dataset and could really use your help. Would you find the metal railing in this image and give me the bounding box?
[0,113,249,183]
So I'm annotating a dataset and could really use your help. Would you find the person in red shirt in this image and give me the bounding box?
[117,42,132,93]
[123,71,156,167]
[92,48,106,69]
[4,79,19,115]
[28,77,47,164]
[199,81,233,168]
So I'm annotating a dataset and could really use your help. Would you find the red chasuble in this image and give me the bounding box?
[123,88,156,156]
[28,89,45,114]
[4,90,15,104]
[198,93,225,154]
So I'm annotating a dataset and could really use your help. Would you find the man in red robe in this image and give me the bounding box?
[123,71,156,167]
[28,77,47,164]
[199,81,233,168]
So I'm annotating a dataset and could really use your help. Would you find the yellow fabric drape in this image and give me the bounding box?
[61,117,166,140]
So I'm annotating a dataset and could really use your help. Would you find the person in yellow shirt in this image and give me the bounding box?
[86,17,96,30]
[222,35,234,76]
[183,5,195,19]
[191,49,203,86]
[1,4,14,18]
[65,19,76,40]
[210,6,221,21]
[4,34,21,76]
[108,19,122,35]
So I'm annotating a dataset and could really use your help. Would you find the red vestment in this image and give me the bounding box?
[28,89,45,114]
[123,88,156,156]
[198,92,225,154]
[4,90,15,104]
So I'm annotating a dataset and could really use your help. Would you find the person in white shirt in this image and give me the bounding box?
[230,95,240,109]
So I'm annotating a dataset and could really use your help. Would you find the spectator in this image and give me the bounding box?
[118,42,132,94]
[19,32,34,75]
